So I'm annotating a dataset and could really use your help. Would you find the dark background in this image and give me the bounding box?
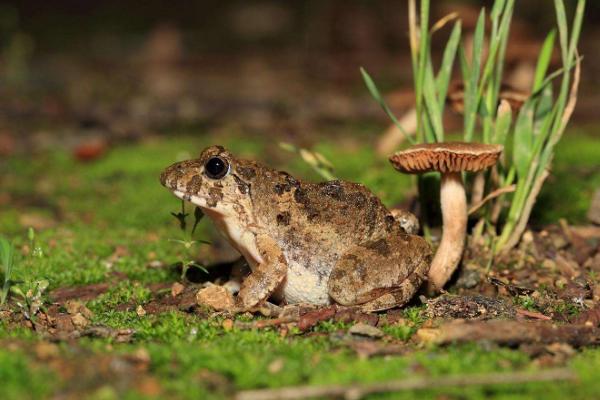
[0,0,598,155]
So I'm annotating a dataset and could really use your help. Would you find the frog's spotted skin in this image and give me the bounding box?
[160,145,431,312]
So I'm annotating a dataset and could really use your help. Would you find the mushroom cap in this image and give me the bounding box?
[389,142,503,174]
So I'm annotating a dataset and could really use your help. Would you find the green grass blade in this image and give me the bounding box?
[534,84,554,131]
[493,100,512,146]
[423,58,444,141]
[360,67,415,144]
[533,30,556,92]
[512,102,534,178]
[435,21,462,108]
[566,0,585,65]
[415,0,431,140]
[0,237,14,305]
[0,237,13,278]
[464,9,486,141]
[554,0,569,67]
[491,0,507,21]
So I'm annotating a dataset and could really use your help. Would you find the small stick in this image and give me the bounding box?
[234,316,298,330]
[516,308,552,321]
[468,185,516,215]
[236,369,576,400]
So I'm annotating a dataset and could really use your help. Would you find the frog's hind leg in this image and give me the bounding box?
[328,234,431,312]
[359,264,427,312]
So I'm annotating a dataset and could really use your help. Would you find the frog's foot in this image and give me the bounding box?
[236,234,287,311]
[328,234,431,312]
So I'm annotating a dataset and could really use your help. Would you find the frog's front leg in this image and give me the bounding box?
[236,234,287,311]
[328,234,431,312]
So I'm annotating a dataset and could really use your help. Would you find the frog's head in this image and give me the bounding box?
[160,145,254,217]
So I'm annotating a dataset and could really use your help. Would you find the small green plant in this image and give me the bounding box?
[11,279,49,322]
[279,142,336,181]
[1,229,49,319]
[0,236,15,305]
[169,200,210,280]
[362,0,585,254]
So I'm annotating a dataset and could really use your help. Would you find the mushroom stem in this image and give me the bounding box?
[427,172,467,293]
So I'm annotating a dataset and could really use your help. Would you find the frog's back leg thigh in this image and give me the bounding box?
[328,234,431,312]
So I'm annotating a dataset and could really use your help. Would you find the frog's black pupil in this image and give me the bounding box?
[205,157,228,179]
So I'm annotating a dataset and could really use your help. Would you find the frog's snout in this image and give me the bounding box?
[159,166,172,188]
[160,162,183,189]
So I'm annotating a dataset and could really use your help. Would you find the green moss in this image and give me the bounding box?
[0,348,57,400]
[1,129,600,399]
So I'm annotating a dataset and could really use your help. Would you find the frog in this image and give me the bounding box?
[160,145,432,312]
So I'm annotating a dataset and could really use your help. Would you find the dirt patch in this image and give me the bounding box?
[50,283,110,303]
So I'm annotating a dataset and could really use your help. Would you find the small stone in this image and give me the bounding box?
[348,322,384,338]
[171,282,185,297]
[196,285,235,311]
[64,300,94,319]
[222,319,234,331]
[55,314,75,332]
[71,312,89,329]
[65,300,83,315]
[455,265,481,289]
[136,305,147,317]
[521,230,535,244]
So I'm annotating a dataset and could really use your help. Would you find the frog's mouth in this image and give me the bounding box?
[171,189,212,211]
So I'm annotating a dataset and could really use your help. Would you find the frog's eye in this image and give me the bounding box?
[204,156,230,179]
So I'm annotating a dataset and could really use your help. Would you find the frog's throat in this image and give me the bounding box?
[171,190,264,268]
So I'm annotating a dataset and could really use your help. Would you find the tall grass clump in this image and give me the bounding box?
[362,0,585,254]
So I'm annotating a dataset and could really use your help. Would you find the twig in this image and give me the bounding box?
[234,316,298,330]
[469,172,486,212]
[468,184,516,215]
[419,320,600,347]
[235,369,576,400]
[516,308,552,321]
[430,12,459,34]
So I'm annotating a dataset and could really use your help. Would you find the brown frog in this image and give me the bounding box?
[160,146,431,312]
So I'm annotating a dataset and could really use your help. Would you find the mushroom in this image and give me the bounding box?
[389,142,503,293]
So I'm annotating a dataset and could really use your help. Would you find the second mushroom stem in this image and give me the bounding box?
[427,172,467,293]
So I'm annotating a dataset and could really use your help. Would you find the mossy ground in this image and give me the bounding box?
[1,127,599,399]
